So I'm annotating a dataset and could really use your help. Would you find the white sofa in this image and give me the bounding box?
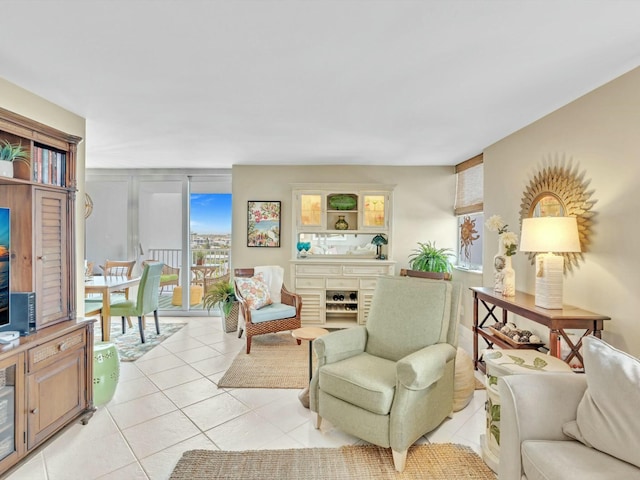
[498,336,640,480]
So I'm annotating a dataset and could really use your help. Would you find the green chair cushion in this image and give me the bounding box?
[161,274,178,282]
[319,352,396,415]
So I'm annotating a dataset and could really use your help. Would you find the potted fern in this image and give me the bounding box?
[202,278,239,333]
[0,140,30,178]
[407,241,455,279]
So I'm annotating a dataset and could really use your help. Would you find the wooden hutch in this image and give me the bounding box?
[0,107,94,475]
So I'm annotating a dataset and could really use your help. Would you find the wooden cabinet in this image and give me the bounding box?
[0,108,93,476]
[292,261,394,328]
[0,321,94,475]
[291,184,395,326]
[0,187,70,328]
[26,327,87,448]
[293,185,392,235]
[0,355,24,473]
[0,107,79,329]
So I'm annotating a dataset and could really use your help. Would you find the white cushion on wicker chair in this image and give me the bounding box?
[255,265,283,303]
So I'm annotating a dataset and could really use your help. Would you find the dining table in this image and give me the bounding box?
[85,275,141,342]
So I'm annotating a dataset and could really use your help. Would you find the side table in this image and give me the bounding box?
[481,349,573,473]
[291,327,329,408]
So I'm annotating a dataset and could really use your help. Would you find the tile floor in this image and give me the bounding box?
[6,317,488,480]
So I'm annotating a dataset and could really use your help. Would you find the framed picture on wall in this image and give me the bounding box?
[247,201,281,247]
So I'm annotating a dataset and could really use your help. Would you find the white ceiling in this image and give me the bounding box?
[1,1,640,170]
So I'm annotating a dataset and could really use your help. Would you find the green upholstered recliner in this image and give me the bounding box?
[309,275,461,472]
[109,262,163,343]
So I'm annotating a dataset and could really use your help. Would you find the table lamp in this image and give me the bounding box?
[371,234,388,259]
[519,216,581,309]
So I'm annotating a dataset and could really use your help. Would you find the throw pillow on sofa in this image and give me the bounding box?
[562,336,640,469]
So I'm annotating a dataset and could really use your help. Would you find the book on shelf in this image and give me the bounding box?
[31,145,66,186]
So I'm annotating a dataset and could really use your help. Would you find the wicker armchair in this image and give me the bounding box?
[234,267,302,354]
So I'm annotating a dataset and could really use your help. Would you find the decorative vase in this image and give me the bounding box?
[335,215,349,230]
[493,235,507,294]
[502,255,516,297]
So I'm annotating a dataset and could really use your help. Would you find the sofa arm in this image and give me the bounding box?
[397,343,456,390]
[313,326,367,366]
[498,373,587,480]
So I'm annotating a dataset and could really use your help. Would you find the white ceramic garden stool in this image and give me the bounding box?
[481,349,573,473]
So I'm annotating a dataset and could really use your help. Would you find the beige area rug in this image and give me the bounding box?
[218,332,488,391]
[170,444,496,479]
[217,332,311,389]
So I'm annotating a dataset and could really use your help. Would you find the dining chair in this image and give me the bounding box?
[108,262,163,343]
[101,259,137,327]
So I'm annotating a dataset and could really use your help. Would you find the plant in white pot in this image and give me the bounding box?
[0,140,30,178]
[202,278,240,333]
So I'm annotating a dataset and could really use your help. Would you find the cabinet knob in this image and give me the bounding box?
[59,342,68,351]
[31,408,38,415]
[37,255,47,262]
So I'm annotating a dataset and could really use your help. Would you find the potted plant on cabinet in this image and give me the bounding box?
[407,241,455,279]
[202,278,239,333]
[0,140,30,178]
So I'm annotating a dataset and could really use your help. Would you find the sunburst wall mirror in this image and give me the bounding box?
[519,158,595,272]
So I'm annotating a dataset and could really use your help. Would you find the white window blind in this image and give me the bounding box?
[454,154,483,215]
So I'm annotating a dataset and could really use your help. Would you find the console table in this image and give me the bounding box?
[471,287,610,373]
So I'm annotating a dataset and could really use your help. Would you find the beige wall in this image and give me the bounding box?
[231,164,458,279]
[0,77,87,313]
[484,66,640,356]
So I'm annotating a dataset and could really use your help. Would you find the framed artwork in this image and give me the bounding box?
[247,201,281,247]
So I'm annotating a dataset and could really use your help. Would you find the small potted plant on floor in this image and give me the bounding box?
[202,278,239,333]
[0,140,30,178]
[407,241,455,279]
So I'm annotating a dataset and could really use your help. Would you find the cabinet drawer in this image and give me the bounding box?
[343,265,392,276]
[326,278,358,289]
[296,277,325,289]
[359,278,378,290]
[295,264,342,276]
[28,329,86,373]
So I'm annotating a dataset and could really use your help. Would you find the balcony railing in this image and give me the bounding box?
[148,247,230,275]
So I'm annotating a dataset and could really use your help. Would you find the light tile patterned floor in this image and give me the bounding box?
[6,316,488,480]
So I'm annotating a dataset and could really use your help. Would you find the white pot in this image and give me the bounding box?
[0,162,13,178]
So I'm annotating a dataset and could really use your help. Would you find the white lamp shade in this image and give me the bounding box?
[520,217,581,253]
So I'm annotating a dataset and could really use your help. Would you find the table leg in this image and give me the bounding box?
[101,290,111,342]
[298,339,313,409]
[308,339,313,381]
[550,329,560,358]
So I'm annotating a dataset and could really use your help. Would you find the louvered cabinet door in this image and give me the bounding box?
[34,188,70,328]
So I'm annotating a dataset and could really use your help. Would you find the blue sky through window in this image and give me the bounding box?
[190,193,232,234]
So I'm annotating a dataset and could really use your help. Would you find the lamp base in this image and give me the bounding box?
[534,253,564,309]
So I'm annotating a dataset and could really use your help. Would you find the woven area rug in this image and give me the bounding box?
[217,332,310,388]
[170,444,496,479]
[94,321,186,362]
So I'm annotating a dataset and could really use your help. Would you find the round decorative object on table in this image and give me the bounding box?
[335,215,349,230]
[93,343,120,406]
[291,327,329,408]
